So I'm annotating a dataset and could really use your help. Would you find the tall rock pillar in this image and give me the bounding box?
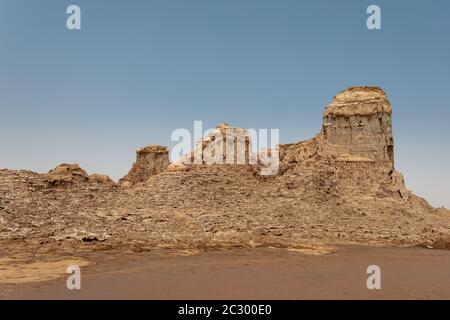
[119,145,169,185]
[321,86,394,167]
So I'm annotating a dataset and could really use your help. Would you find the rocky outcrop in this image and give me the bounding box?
[89,174,115,185]
[44,164,115,187]
[183,123,253,165]
[45,164,89,186]
[321,86,394,164]
[278,86,407,201]
[280,87,394,165]
[119,145,170,186]
[1,86,449,254]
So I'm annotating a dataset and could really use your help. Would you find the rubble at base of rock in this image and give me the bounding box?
[1,86,449,254]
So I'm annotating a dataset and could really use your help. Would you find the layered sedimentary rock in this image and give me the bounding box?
[166,123,254,173]
[278,86,408,200]
[1,86,449,255]
[44,164,90,186]
[280,87,394,165]
[119,145,169,185]
[321,86,394,164]
[44,163,115,187]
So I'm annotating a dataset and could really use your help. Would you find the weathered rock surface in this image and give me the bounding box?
[1,86,449,255]
[322,86,394,164]
[44,164,90,186]
[278,86,405,200]
[89,174,116,185]
[178,123,253,166]
[119,145,169,186]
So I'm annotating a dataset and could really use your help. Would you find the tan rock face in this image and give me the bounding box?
[179,123,253,166]
[44,164,116,187]
[277,87,404,205]
[45,164,89,186]
[324,86,391,117]
[280,86,394,168]
[89,174,115,185]
[321,86,394,165]
[119,145,169,185]
[1,86,449,254]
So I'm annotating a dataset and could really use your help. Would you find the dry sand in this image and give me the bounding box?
[1,245,449,300]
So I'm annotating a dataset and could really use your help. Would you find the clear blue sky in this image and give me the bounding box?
[1,0,449,207]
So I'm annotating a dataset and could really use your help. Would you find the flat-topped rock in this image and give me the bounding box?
[1,86,449,253]
[324,86,391,117]
[120,145,170,185]
[137,145,169,154]
[321,86,394,164]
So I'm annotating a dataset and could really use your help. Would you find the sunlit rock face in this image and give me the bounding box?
[119,145,169,186]
[4,86,449,254]
[321,86,394,165]
[278,86,406,201]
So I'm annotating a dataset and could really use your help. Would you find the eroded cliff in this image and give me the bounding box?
[1,86,449,255]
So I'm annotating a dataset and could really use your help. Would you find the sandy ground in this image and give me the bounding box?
[0,245,449,300]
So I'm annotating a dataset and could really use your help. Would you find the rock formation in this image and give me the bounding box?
[279,86,408,200]
[1,86,449,255]
[89,174,115,185]
[322,86,394,164]
[119,145,169,186]
[280,87,393,164]
[168,123,253,173]
[45,164,90,186]
[44,163,115,187]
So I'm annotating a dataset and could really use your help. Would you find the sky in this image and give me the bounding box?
[1,0,449,207]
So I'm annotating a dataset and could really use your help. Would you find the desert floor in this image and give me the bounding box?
[1,245,449,299]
